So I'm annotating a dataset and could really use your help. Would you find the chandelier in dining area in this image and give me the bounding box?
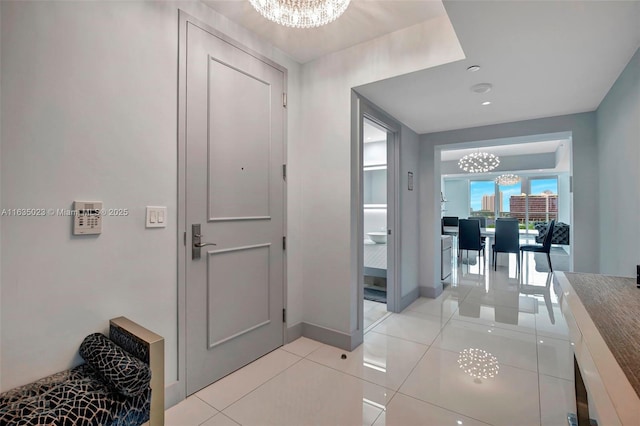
[249,0,351,28]
[495,174,521,186]
[458,151,500,173]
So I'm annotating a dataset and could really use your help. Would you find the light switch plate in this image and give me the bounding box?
[146,206,167,228]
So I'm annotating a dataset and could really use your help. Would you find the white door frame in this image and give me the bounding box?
[353,92,401,336]
[176,10,288,402]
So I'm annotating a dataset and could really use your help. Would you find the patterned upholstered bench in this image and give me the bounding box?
[0,317,164,426]
[535,221,570,245]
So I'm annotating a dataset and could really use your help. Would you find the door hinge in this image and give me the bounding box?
[282,92,287,108]
[183,232,186,246]
[282,164,287,180]
[282,308,287,323]
[282,236,286,250]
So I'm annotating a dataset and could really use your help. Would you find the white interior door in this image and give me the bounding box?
[184,22,285,394]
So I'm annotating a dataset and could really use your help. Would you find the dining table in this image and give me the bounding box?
[442,225,538,266]
[442,225,495,238]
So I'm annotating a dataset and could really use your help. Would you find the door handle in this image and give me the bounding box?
[193,233,216,247]
[194,242,216,248]
[192,224,216,259]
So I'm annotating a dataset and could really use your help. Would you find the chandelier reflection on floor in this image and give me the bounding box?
[249,0,351,28]
[458,348,499,383]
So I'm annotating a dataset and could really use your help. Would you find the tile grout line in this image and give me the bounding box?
[200,351,306,418]
[302,355,399,393]
[432,338,542,375]
[394,303,454,393]
[394,391,494,426]
[366,328,442,348]
[447,316,538,338]
[535,314,544,426]
[364,309,392,334]
[211,341,349,421]
[396,286,501,425]
[192,395,220,425]
[392,311,494,426]
[209,343,328,424]
[196,410,241,426]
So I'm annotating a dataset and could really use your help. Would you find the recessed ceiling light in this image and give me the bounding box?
[467,65,481,72]
[482,101,492,106]
[471,83,493,94]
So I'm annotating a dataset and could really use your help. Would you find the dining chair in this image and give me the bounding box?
[458,219,485,267]
[492,218,520,272]
[520,220,555,272]
[442,216,459,227]
[467,216,487,244]
[467,216,487,227]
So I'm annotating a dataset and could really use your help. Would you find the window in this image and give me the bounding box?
[448,175,560,230]
[498,181,522,220]
[469,180,495,223]
[527,178,558,223]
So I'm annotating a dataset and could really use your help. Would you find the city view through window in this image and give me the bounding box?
[470,178,558,227]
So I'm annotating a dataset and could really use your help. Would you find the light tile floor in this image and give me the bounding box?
[364,299,390,331]
[166,252,576,425]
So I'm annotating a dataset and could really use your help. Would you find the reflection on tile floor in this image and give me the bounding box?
[166,252,576,425]
[364,299,389,331]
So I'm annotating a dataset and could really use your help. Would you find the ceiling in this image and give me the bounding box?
[357,0,640,133]
[441,139,571,176]
[440,140,565,162]
[203,1,640,135]
[202,0,447,63]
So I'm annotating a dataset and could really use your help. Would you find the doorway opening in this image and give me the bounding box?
[438,133,573,282]
[354,98,402,340]
[363,118,390,327]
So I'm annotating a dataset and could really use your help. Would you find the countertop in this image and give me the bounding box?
[554,272,640,425]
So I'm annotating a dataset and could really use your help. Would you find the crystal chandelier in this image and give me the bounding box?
[249,0,351,29]
[495,174,521,186]
[458,151,500,173]
[458,348,499,382]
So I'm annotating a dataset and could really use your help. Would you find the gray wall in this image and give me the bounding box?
[0,0,464,396]
[399,124,420,302]
[2,0,179,393]
[557,173,571,225]
[420,113,598,294]
[443,180,469,219]
[300,15,464,344]
[596,48,639,277]
[0,0,302,399]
